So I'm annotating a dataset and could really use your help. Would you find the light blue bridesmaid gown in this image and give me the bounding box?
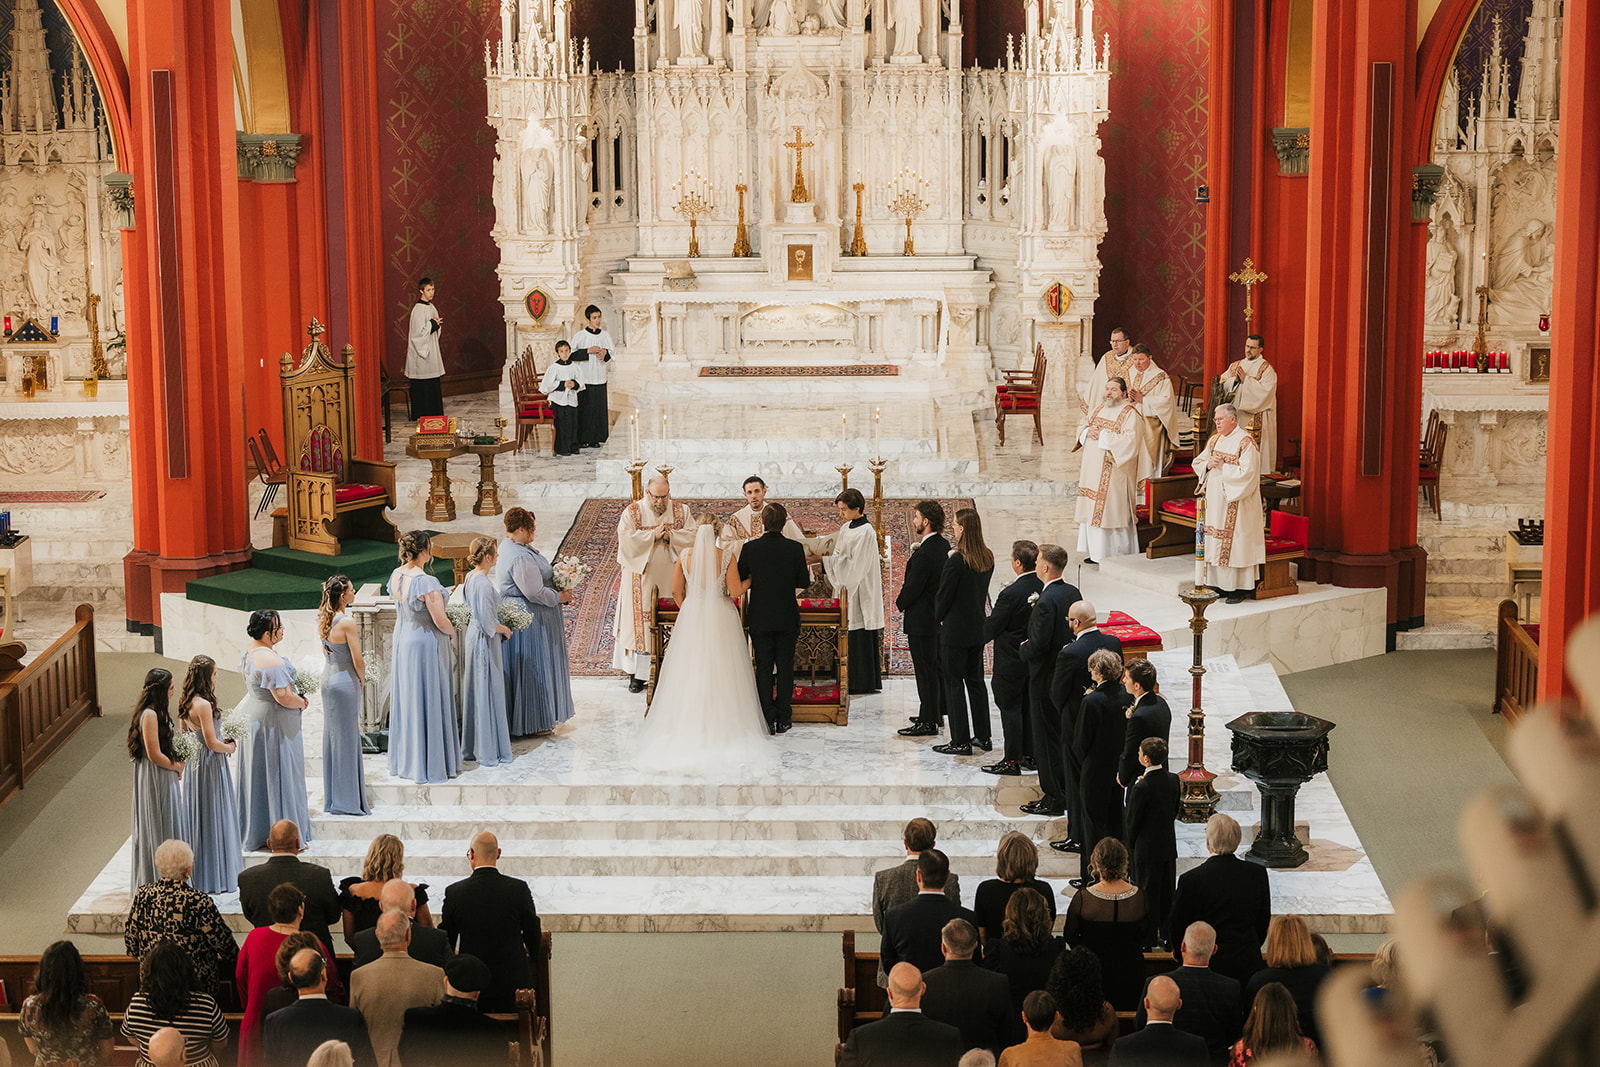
[321,613,371,815]
[496,538,576,736]
[387,568,461,784]
[461,570,514,766]
[182,716,242,894]
[236,652,311,851]
[130,709,184,895]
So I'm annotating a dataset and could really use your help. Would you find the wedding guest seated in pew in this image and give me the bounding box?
[351,880,453,971]
[440,832,542,1015]
[396,955,510,1067]
[997,991,1083,1067]
[880,850,983,977]
[352,910,445,1067]
[982,889,1065,1046]
[921,919,1012,1058]
[1045,947,1118,1052]
[262,949,376,1067]
[837,963,964,1067]
[238,819,341,952]
[18,942,114,1067]
[1106,975,1208,1067]
[121,942,229,1067]
[974,832,1057,943]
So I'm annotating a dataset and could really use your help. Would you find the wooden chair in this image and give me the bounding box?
[245,434,287,519]
[279,327,398,556]
[513,349,555,455]
[1419,411,1448,519]
[257,428,285,477]
[1257,509,1309,600]
[1142,471,1201,558]
[995,343,1046,446]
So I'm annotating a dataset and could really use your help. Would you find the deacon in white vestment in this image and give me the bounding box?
[1075,377,1153,562]
[613,476,696,689]
[1221,334,1280,475]
[811,489,885,693]
[1078,325,1136,419]
[1126,343,1181,476]
[569,304,616,449]
[406,278,446,417]
[1194,404,1266,602]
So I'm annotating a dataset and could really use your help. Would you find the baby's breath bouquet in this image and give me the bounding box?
[293,658,323,697]
[364,656,384,687]
[445,602,472,631]
[497,602,535,631]
[168,730,200,763]
[218,705,250,743]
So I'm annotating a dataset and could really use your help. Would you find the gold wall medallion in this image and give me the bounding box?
[787,244,813,281]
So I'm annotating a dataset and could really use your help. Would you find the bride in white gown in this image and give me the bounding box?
[632,513,774,774]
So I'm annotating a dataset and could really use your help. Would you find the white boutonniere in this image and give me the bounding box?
[1027,593,1041,606]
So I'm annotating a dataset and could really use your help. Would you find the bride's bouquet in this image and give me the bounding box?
[293,658,323,697]
[497,603,535,631]
[218,705,250,743]
[551,555,590,592]
[168,730,200,764]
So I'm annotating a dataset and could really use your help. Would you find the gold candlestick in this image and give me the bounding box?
[627,459,647,501]
[655,465,675,481]
[1472,284,1492,373]
[732,182,753,257]
[494,416,508,442]
[671,170,714,258]
[1176,586,1222,823]
[869,457,888,558]
[848,180,868,257]
[836,464,854,493]
[887,169,930,257]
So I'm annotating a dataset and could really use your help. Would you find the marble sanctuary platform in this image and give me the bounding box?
[68,651,1391,938]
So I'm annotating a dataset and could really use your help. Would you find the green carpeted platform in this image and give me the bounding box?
[185,538,453,611]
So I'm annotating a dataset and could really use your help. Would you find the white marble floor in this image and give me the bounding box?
[69,651,1392,938]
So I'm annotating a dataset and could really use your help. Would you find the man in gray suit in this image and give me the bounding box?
[352,910,445,1067]
[872,818,962,987]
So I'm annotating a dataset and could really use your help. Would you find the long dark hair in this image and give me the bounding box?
[127,668,174,760]
[178,656,217,729]
[953,508,994,573]
[1241,981,1305,1056]
[32,941,87,1034]
[138,940,194,1021]
[1045,946,1105,1033]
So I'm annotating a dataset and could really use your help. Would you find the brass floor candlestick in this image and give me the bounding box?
[848,180,868,256]
[627,459,647,501]
[1177,586,1222,823]
[732,182,753,257]
[836,464,854,493]
[869,457,888,557]
[671,170,714,258]
[1472,284,1492,373]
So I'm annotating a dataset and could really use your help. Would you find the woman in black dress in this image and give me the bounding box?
[1062,837,1152,1011]
[973,830,1058,942]
[981,887,1065,1045]
[933,507,995,755]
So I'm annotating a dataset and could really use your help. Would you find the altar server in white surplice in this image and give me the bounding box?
[1075,376,1153,563]
[406,277,446,417]
[614,476,695,691]
[569,304,616,450]
[1221,333,1279,475]
[810,489,885,694]
[1125,343,1181,477]
[1195,403,1266,603]
[724,475,806,549]
[1078,325,1136,419]
[538,339,584,457]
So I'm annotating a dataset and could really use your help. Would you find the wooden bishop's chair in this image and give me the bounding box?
[279,325,398,555]
[995,343,1047,446]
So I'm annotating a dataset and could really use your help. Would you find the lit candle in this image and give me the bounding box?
[874,407,882,460]
[841,413,848,458]
[660,412,667,451]
[631,410,640,461]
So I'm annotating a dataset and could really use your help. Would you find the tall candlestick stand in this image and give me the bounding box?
[1472,284,1492,373]
[848,180,869,256]
[671,170,714,258]
[732,182,753,257]
[655,465,675,483]
[869,457,888,558]
[1176,586,1222,822]
[836,464,853,493]
[627,460,647,501]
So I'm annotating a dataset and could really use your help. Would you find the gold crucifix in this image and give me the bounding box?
[785,125,813,204]
[1228,258,1269,326]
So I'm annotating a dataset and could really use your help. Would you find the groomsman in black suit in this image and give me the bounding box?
[1119,658,1172,790]
[1050,601,1124,855]
[439,831,542,1014]
[735,502,813,734]
[981,540,1043,775]
[1016,545,1079,816]
[897,501,949,738]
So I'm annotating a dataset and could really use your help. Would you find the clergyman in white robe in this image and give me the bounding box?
[1222,338,1279,475]
[1126,347,1181,477]
[613,484,696,684]
[1075,387,1153,562]
[1194,406,1266,598]
[1078,329,1135,419]
[819,514,885,693]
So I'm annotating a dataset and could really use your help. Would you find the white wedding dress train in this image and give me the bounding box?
[632,524,775,775]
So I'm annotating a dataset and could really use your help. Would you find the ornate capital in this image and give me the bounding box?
[1411,163,1446,222]
[103,172,135,228]
[237,132,305,183]
[1270,127,1310,177]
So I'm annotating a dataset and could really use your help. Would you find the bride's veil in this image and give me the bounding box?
[687,519,720,603]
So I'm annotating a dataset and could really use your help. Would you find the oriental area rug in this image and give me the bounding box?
[0,490,105,503]
[697,365,899,377]
[556,496,975,676]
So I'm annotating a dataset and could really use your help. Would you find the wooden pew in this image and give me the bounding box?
[1494,599,1539,726]
[0,933,554,1067]
[0,604,100,810]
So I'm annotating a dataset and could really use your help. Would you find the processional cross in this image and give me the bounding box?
[785,125,813,203]
[1228,258,1269,326]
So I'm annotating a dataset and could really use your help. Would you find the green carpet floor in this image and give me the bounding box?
[185,539,453,611]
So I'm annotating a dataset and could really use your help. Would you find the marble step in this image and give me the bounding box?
[349,778,1037,808]
[1425,577,1512,597]
[1394,624,1495,651]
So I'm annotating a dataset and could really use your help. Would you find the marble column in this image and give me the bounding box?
[1540,0,1600,699]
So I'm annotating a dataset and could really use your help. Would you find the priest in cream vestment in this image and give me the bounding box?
[1194,404,1266,603]
[723,475,807,549]
[1221,334,1279,475]
[1075,377,1153,562]
[1125,343,1180,476]
[1078,326,1136,419]
[613,476,696,689]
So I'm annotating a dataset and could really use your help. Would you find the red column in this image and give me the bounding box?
[1539,0,1600,699]
[121,0,252,632]
[1296,0,1426,634]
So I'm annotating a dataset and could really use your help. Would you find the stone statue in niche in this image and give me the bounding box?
[1491,217,1554,328]
[887,0,921,57]
[1424,223,1460,328]
[1044,142,1076,231]
[767,0,798,35]
[21,200,60,316]
[675,0,705,58]
[520,136,554,233]
[818,0,844,29]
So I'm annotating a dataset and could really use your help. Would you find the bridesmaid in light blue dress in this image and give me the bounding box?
[497,507,576,737]
[461,537,515,765]
[236,609,313,851]
[319,576,371,815]
[388,531,461,783]
[178,655,242,894]
[128,668,185,895]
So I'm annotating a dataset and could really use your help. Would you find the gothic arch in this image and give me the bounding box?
[1412,0,1486,167]
[52,0,132,163]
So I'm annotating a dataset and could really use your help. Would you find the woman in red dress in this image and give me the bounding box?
[235,882,342,1066]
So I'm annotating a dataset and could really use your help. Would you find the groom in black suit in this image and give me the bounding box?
[737,503,812,734]
[1017,544,1080,818]
[896,500,949,738]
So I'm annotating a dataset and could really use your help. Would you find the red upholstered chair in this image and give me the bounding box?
[512,350,555,455]
[1257,510,1309,600]
[995,344,1047,446]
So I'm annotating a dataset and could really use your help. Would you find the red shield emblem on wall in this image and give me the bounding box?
[1042,282,1070,319]
[525,288,551,323]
